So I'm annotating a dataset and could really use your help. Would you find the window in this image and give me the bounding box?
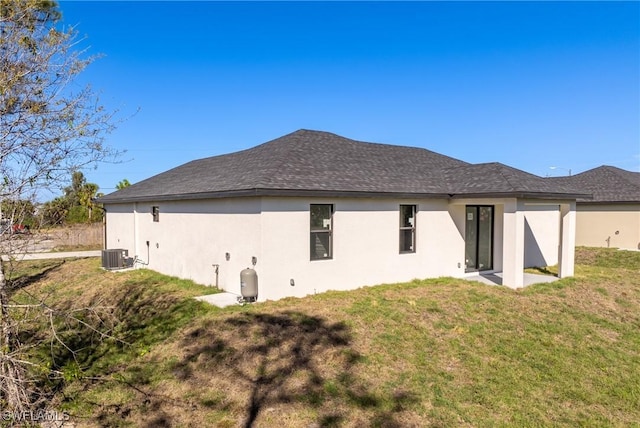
[152,206,159,222]
[310,204,333,260]
[400,205,416,253]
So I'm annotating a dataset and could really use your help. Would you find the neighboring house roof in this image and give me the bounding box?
[99,129,588,203]
[547,165,640,203]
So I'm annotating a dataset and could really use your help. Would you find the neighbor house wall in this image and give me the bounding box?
[575,204,640,250]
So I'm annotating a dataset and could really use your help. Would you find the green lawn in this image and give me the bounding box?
[8,247,640,427]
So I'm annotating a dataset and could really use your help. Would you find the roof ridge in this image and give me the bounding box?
[464,162,544,188]
[603,166,640,191]
[253,130,302,188]
[492,162,522,189]
[298,129,472,164]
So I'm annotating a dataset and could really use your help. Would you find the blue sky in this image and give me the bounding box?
[57,1,639,196]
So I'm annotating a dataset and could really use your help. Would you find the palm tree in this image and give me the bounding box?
[79,182,99,222]
[116,179,131,190]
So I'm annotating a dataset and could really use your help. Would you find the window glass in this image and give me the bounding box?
[310,204,332,230]
[465,205,494,272]
[400,205,415,228]
[400,229,414,252]
[310,204,332,260]
[399,205,416,253]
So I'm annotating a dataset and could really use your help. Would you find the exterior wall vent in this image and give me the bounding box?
[101,249,133,270]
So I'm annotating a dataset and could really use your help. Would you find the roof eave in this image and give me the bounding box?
[449,191,592,200]
[98,189,594,205]
[98,188,453,204]
[577,199,640,204]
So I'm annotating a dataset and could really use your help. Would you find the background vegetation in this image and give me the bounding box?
[40,171,104,225]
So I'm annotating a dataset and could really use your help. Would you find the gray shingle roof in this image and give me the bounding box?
[445,162,582,198]
[99,129,588,203]
[547,166,640,203]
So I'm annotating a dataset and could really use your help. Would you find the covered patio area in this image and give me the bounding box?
[465,271,559,287]
[450,197,576,289]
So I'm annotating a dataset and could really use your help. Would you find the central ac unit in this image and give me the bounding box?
[101,249,131,270]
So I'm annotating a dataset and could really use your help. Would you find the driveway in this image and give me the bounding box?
[1,250,101,261]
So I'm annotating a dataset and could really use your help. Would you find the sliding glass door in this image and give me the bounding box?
[465,206,494,272]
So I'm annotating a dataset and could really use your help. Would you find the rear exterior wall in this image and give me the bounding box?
[523,204,561,268]
[105,196,570,300]
[105,197,466,301]
[259,197,466,301]
[105,198,262,290]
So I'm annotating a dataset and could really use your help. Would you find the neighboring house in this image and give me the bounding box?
[548,166,640,250]
[99,130,587,301]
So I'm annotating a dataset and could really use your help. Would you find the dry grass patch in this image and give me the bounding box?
[88,305,422,427]
[5,248,640,427]
[6,258,219,415]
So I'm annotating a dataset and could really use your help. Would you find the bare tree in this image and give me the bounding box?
[0,0,118,411]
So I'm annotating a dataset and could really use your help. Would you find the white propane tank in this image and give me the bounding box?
[240,268,258,301]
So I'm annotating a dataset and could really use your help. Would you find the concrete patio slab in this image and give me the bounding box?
[465,272,559,288]
[195,292,242,308]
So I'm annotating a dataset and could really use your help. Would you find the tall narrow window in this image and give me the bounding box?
[310,204,333,260]
[400,205,416,253]
[152,206,159,222]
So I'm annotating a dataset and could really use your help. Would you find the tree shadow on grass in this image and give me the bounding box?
[5,259,66,292]
[45,294,417,426]
[168,311,418,427]
[16,280,210,414]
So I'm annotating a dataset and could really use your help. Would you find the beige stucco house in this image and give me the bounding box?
[549,166,640,250]
[99,130,586,301]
